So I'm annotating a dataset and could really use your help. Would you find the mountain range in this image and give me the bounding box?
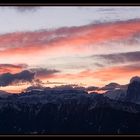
[0,76,140,134]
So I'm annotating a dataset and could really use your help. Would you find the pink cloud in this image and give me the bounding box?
[0,19,140,58]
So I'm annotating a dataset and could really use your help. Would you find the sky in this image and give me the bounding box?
[0,6,140,93]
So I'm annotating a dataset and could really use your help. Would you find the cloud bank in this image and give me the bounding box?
[14,6,40,12]
[0,70,35,86]
[0,64,28,74]
[30,68,60,78]
[93,51,140,65]
[1,19,140,58]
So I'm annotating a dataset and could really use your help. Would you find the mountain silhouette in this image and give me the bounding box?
[126,76,140,104]
[0,76,140,134]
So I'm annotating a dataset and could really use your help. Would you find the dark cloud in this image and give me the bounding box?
[0,70,35,86]
[14,6,40,12]
[93,63,105,68]
[96,7,116,13]
[24,85,45,92]
[93,51,140,64]
[53,85,75,91]
[30,68,60,77]
[0,64,28,69]
[25,85,76,92]
[119,32,140,46]
[45,81,66,85]
[0,67,61,87]
[51,85,86,92]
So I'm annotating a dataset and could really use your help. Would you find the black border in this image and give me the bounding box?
[0,2,140,137]
[0,3,140,6]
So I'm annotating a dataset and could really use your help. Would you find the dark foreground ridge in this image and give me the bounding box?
[0,77,140,135]
[0,76,140,134]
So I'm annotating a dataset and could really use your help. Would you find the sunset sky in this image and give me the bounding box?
[0,6,140,93]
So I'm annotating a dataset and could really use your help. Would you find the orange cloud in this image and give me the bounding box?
[1,63,140,93]
[0,64,27,74]
[39,63,140,86]
[93,67,138,82]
